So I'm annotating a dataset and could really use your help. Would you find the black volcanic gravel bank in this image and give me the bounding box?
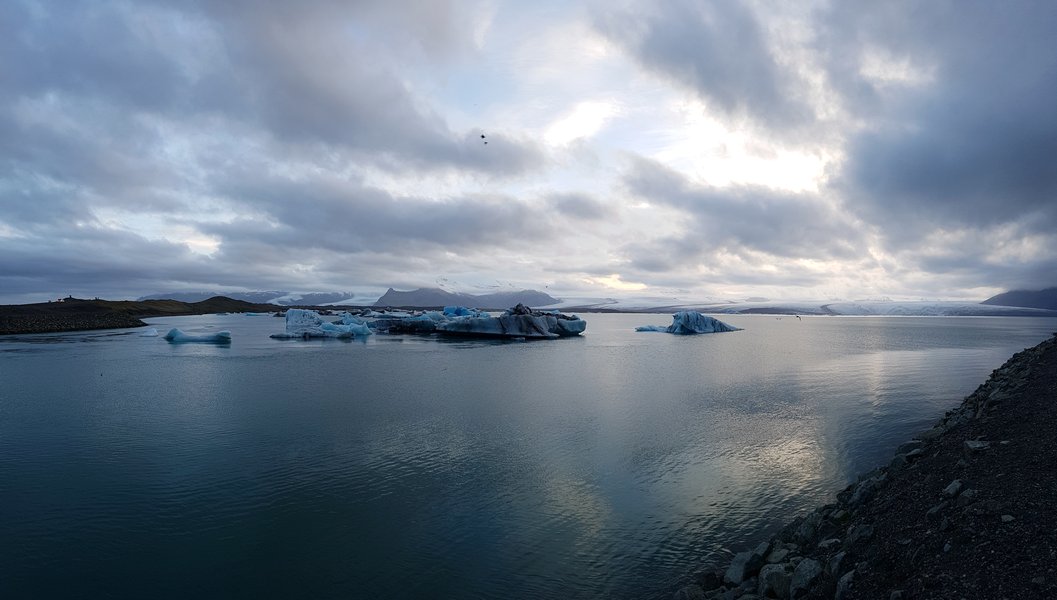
[673,333,1057,600]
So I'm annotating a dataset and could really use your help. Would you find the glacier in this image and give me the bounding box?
[270,308,372,339]
[636,311,740,335]
[163,328,232,343]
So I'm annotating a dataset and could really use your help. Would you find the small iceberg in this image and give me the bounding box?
[636,311,740,335]
[436,303,586,339]
[164,328,232,343]
[139,328,159,337]
[270,308,372,339]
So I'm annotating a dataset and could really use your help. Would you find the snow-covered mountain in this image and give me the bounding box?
[374,287,558,309]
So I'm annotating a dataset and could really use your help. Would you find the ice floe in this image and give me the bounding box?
[636,311,740,335]
[164,328,232,343]
[139,328,159,337]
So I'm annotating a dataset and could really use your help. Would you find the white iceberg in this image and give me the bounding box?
[270,308,372,339]
[636,311,740,335]
[436,304,586,339]
[164,328,232,343]
[139,328,159,337]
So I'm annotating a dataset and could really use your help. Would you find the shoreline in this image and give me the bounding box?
[674,332,1057,599]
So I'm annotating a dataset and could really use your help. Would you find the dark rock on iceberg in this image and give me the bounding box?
[437,304,586,339]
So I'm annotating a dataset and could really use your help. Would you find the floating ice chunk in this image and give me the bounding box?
[436,303,586,339]
[636,311,740,335]
[629,323,663,333]
[139,328,159,337]
[164,328,232,343]
[271,308,372,339]
[443,306,487,317]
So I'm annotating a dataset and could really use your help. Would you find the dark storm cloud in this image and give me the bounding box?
[820,1,1057,236]
[594,0,814,130]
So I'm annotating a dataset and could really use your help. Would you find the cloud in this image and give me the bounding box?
[622,157,862,262]
[0,1,544,179]
[2,0,1056,302]
[820,1,1057,235]
[595,0,815,131]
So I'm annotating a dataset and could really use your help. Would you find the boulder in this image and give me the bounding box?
[756,564,791,598]
[789,559,822,598]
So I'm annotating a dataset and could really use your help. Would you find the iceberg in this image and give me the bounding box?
[139,328,159,337]
[436,303,586,339]
[270,308,372,339]
[163,328,232,343]
[443,306,487,317]
[636,311,740,335]
[370,307,491,334]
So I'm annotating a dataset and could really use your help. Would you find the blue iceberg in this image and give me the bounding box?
[636,311,740,335]
[164,328,232,343]
[270,308,372,339]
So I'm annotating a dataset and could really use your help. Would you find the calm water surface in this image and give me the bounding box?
[1,313,1054,598]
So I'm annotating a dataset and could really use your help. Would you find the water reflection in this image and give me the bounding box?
[0,314,1054,599]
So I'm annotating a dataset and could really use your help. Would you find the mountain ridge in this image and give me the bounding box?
[982,287,1057,310]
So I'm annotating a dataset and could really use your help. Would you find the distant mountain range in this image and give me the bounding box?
[138,288,560,308]
[982,287,1057,311]
[374,288,558,309]
[139,291,358,306]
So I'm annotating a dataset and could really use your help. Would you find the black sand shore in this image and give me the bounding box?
[674,333,1057,599]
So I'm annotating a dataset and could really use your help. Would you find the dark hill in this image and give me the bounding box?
[0,296,277,335]
[374,287,558,309]
[981,287,1057,310]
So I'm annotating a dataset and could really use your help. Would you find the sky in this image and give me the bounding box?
[1,0,1055,304]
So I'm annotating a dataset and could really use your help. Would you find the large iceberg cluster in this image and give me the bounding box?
[367,304,586,339]
[270,308,372,339]
[266,305,585,341]
[636,311,740,335]
[436,304,586,339]
[164,328,232,343]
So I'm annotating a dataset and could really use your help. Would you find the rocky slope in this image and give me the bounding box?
[674,333,1057,600]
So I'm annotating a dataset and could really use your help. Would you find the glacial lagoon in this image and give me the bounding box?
[1,313,1054,599]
